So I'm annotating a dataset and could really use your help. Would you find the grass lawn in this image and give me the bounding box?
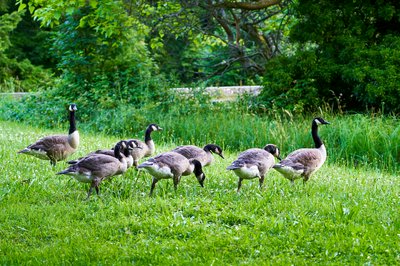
[0,120,399,265]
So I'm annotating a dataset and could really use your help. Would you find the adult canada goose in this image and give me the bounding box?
[67,139,140,169]
[137,152,205,196]
[273,117,330,183]
[227,144,281,192]
[57,140,131,199]
[172,144,224,167]
[128,124,163,167]
[18,104,79,166]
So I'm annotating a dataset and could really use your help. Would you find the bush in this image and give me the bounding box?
[258,0,400,114]
[0,11,54,92]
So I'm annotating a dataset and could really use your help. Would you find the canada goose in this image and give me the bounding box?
[172,144,224,167]
[18,104,79,166]
[227,144,281,192]
[57,141,131,199]
[137,151,205,196]
[128,124,163,167]
[67,139,140,168]
[273,117,330,183]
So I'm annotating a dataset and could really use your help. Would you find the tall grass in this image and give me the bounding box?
[0,95,399,174]
[0,121,399,264]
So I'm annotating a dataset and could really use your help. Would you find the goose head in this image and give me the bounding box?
[113,140,127,159]
[149,123,163,132]
[313,117,330,126]
[127,139,142,150]
[263,144,282,160]
[191,159,206,187]
[69,103,77,112]
[205,144,225,159]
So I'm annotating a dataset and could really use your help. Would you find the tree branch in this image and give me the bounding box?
[213,0,282,10]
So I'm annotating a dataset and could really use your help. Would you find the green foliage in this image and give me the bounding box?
[41,3,167,113]
[259,50,321,113]
[0,120,399,264]
[0,9,53,92]
[260,0,400,113]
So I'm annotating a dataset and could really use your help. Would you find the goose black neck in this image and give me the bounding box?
[123,148,130,157]
[69,110,77,134]
[113,144,123,160]
[312,121,323,148]
[192,160,203,176]
[144,127,153,143]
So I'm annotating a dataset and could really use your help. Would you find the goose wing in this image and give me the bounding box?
[74,154,120,177]
[173,145,204,158]
[281,148,323,175]
[25,135,68,151]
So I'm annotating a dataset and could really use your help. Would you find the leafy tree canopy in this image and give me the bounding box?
[260,0,400,113]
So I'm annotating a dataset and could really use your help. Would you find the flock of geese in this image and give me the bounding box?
[18,104,330,199]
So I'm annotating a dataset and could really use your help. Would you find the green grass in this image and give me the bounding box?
[1,95,399,174]
[0,120,399,265]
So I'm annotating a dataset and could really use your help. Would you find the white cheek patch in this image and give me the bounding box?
[152,125,157,131]
[315,119,322,125]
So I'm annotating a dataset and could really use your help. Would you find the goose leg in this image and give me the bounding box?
[87,179,101,199]
[259,175,265,189]
[237,178,243,193]
[86,183,95,200]
[173,175,181,191]
[150,177,158,196]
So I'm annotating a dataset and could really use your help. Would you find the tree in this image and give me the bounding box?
[0,1,53,92]
[260,0,400,113]
[138,0,294,85]
[16,0,169,109]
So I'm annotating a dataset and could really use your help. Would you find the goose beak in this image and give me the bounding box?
[323,121,330,125]
[277,156,282,161]
[219,153,225,159]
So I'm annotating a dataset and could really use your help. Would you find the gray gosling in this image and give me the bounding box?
[137,151,205,196]
[273,117,330,183]
[227,144,281,192]
[128,124,163,168]
[57,140,132,199]
[172,144,224,167]
[18,104,79,166]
